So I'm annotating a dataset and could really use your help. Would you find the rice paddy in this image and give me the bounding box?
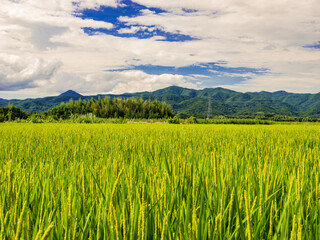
[0,123,319,239]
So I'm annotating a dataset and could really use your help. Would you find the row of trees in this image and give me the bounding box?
[0,106,28,122]
[46,97,174,119]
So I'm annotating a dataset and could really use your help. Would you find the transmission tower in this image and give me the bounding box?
[207,95,212,119]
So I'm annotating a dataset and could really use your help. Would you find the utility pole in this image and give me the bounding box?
[207,95,212,119]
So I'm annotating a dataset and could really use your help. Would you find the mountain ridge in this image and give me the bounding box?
[59,90,82,97]
[1,86,320,118]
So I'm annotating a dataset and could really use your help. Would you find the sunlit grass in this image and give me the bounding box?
[0,123,319,239]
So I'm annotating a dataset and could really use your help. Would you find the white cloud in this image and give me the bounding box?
[57,70,197,95]
[221,75,320,93]
[118,26,147,34]
[0,0,320,97]
[1,1,114,29]
[104,71,197,94]
[0,54,61,91]
[73,0,119,10]
[2,70,197,98]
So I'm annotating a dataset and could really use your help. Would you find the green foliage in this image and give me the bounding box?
[198,118,274,125]
[0,123,319,238]
[30,114,44,123]
[45,97,174,120]
[0,106,28,121]
[3,86,320,119]
[168,116,180,124]
[185,116,198,124]
[176,112,190,119]
[69,113,104,124]
[0,115,5,123]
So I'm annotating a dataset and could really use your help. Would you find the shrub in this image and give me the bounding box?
[70,113,104,124]
[186,116,198,124]
[0,106,28,121]
[0,114,5,123]
[176,113,190,119]
[168,116,180,124]
[30,114,44,123]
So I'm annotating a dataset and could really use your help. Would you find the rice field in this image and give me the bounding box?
[0,123,319,239]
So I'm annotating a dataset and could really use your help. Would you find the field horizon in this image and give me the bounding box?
[2,85,320,119]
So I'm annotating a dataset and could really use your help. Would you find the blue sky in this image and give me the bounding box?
[76,0,198,42]
[108,62,268,86]
[0,0,320,99]
[304,41,320,49]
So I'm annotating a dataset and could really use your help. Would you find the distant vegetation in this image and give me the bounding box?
[1,102,320,124]
[0,106,28,122]
[0,97,174,123]
[2,86,320,118]
[2,86,320,123]
[45,97,174,120]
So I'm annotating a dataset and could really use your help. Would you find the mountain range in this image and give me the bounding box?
[1,86,320,118]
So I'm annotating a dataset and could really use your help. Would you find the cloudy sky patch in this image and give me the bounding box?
[1,0,319,99]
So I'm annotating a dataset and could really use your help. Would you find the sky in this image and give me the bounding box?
[0,0,320,99]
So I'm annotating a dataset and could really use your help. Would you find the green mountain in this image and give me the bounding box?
[1,86,320,118]
[59,90,83,97]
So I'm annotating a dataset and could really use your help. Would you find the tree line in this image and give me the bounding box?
[45,97,174,119]
[0,106,28,122]
[2,96,320,123]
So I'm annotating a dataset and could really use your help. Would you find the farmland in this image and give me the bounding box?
[0,123,319,239]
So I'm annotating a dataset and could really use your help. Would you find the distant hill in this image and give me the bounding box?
[59,90,82,97]
[1,86,320,118]
[0,98,7,102]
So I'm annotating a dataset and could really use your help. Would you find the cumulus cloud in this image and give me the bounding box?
[32,70,196,96]
[0,54,61,91]
[221,75,320,93]
[118,26,148,34]
[1,1,114,29]
[0,0,320,97]
[104,71,197,94]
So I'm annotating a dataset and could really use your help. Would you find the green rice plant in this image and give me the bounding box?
[0,123,320,239]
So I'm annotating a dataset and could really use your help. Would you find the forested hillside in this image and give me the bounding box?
[1,86,320,118]
[46,97,173,119]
